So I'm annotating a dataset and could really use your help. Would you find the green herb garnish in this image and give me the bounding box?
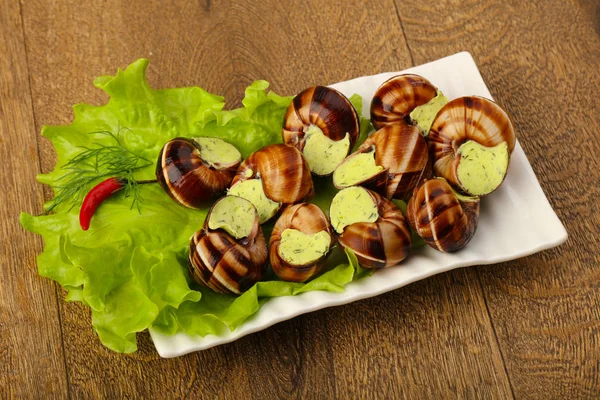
[44,127,152,213]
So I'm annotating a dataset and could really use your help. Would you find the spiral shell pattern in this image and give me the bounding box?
[406,178,480,252]
[428,96,516,190]
[358,124,432,200]
[337,190,411,269]
[231,144,314,205]
[188,200,267,295]
[269,203,334,282]
[156,138,240,208]
[283,86,360,148]
[370,74,438,130]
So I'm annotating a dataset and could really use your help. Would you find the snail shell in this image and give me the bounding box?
[406,178,480,252]
[188,197,267,295]
[269,203,334,282]
[428,96,516,195]
[156,137,241,208]
[336,189,412,269]
[231,144,314,207]
[370,74,438,130]
[283,86,360,149]
[357,124,432,200]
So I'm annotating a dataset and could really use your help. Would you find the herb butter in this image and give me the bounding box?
[228,178,281,223]
[277,229,331,265]
[330,186,379,234]
[333,147,384,188]
[302,125,351,176]
[208,196,256,239]
[409,91,449,135]
[195,137,241,167]
[456,140,509,196]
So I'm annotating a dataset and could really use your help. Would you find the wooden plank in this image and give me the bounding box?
[20,0,512,397]
[0,0,68,397]
[394,0,600,398]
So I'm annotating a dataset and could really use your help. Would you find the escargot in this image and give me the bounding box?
[269,203,334,282]
[282,86,360,176]
[330,187,411,269]
[370,74,448,134]
[188,195,267,295]
[428,96,516,196]
[156,137,242,208]
[333,124,432,200]
[406,178,480,252]
[228,144,314,223]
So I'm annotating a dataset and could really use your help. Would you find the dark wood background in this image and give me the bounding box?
[1,0,599,398]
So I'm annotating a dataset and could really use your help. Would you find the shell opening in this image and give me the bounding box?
[409,91,449,135]
[333,147,384,188]
[194,137,242,167]
[228,178,281,223]
[330,187,379,234]
[456,140,509,196]
[302,125,351,176]
[277,229,331,265]
[207,196,256,239]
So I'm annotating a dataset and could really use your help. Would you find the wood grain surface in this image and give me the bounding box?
[1,0,598,398]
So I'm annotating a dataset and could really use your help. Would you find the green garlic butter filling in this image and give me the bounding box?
[456,140,509,196]
[195,137,241,167]
[330,186,379,234]
[277,229,331,265]
[332,147,384,188]
[208,196,256,239]
[409,91,449,135]
[302,125,351,176]
[228,178,281,224]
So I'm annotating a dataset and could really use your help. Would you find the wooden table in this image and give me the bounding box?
[1,0,599,398]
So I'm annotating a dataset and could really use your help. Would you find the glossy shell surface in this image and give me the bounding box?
[336,189,411,269]
[283,86,360,149]
[428,96,516,192]
[370,74,438,130]
[407,178,480,252]
[269,203,334,282]
[156,138,240,208]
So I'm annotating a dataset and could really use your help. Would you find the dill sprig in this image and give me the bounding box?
[45,127,153,213]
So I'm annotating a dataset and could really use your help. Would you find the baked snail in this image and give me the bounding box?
[188,195,267,295]
[282,86,360,176]
[80,136,242,230]
[406,178,480,252]
[330,187,411,268]
[269,203,334,282]
[370,74,448,134]
[333,124,432,200]
[428,96,516,196]
[228,144,314,223]
[156,137,242,208]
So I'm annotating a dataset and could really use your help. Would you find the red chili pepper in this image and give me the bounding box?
[79,178,125,230]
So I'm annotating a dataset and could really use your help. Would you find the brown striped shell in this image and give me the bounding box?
[357,124,433,200]
[156,137,241,208]
[406,178,480,252]
[428,96,516,194]
[269,203,334,282]
[282,86,360,153]
[336,189,412,269]
[370,74,438,130]
[188,197,267,295]
[231,144,314,206]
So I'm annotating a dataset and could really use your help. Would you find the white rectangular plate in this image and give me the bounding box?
[149,52,568,358]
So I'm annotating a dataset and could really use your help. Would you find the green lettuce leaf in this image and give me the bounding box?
[21,58,373,353]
